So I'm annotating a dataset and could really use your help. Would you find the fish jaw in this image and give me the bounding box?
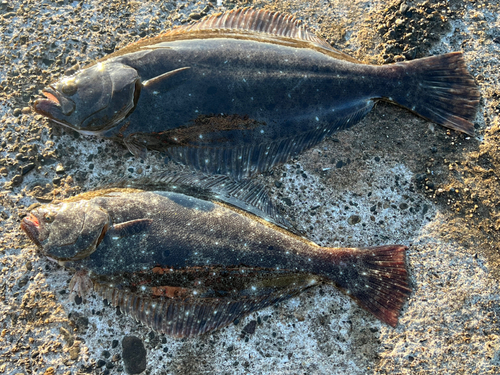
[21,214,42,248]
[33,86,76,124]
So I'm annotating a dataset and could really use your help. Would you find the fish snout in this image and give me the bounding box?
[21,214,42,248]
[34,86,75,117]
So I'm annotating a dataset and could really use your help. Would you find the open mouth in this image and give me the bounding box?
[33,87,62,117]
[33,85,76,119]
[41,87,61,106]
[20,214,42,248]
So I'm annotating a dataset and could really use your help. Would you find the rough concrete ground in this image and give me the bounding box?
[0,0,499,374]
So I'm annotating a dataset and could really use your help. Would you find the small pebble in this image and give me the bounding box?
[9,174,23,187]
[20,163,35,175]
[348,215,361,225]
[242,320,257,335]
[122,336,147,374]
[55,164,65,174]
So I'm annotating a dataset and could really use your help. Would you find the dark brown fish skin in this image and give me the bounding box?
[21,189,411,335]
[33,8,479,179]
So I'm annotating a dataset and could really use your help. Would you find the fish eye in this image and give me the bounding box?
[43,212,55,223]
[62,82,77,96]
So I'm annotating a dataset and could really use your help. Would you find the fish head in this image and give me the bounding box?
[33,62,141,134]
[21,200,110,261]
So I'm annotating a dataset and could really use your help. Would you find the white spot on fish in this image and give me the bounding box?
[315,117,319,121]
[152,91,159,95]
[260,130,264,134]
[199,134,203,139]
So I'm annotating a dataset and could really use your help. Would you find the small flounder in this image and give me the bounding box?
[21,188,411,337]
[33,8,479,179]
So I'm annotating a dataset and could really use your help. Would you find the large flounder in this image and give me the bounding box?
[21,188,411,337]
[33,8,479,179]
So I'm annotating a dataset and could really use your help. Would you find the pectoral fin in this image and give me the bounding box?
[109,218,153,238]
[123,135,148,159]
[142,67,191,89]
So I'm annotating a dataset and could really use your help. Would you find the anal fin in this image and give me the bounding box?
[93,273,317,337]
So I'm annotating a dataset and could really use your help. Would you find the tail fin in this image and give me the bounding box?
[329,245,411,327]
[388,52,479,136]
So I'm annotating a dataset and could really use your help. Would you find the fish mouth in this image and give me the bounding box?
[41,86,61,106]
[33,86,75,119]
[21,214,42,248]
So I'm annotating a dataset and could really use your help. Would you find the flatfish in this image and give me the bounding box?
[33,8,479,179]
[21,188,411,337]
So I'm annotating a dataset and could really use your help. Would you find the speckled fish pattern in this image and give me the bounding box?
[21,189,411,337]
[33,8,479,179]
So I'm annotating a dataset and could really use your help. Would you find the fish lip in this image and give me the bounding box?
[20,214,42,248]
[41,86,61,106]
[33,86,75,118]
[33,87,62,118]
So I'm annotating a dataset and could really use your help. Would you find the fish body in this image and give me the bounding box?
[33,8,479,179]
[21,189,411,337]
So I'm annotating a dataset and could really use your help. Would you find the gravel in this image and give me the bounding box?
[0,0,499,374]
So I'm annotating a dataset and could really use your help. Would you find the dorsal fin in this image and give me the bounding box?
[163,8,332,49]
[103,171,294,232]
[112,8,359,64]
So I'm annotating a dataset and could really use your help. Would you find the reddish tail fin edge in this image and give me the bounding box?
[392,52,479,136]
[335,245,411,327]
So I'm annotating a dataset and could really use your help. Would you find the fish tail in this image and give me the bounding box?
[322,245,411,327]
[386,52,479,136]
